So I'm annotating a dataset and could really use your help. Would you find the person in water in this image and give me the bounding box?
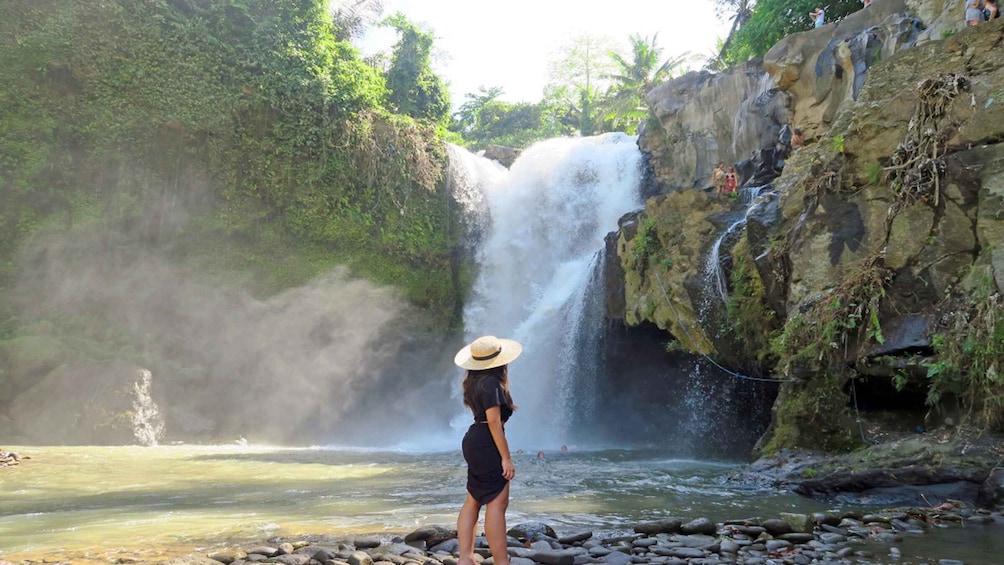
[454,335,522,565]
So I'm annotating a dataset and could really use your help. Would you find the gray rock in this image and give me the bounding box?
[530,541,552,552]
[246,547,278,558]
[355,538,382,550]
[818,532,846,544]
[511,559,535,565]
[633,519,682,535]
[588,547,611,557]
[529,549,576,565]
[665,548,704,559]
[765,539,792,552]
[161,556,227,565]
[719,539,740,554]
[680,518,716,535]
[430,540,459,554]
[778,533,813,544]
[779,513,812,533]
[761,519,793,536]
[348,551,374,565]
[271,555,310,565]
[509,522,558,541]
[277,543,295,556]
[558,532,592,545]
[598,551,633,565]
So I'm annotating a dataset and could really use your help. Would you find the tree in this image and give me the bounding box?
[602,34,691,134]
[383,13,450,124]
[719,0,863,66]
[331,0,384,42]
[449,87,572,150]
[545,34,619,136]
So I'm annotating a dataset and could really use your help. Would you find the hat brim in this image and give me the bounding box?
[454,338,522,370]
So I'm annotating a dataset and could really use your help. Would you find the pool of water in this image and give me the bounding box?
[0,445,998,564]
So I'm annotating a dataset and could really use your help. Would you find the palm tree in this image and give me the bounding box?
[602,34,690,133]
[716,0,753,65]
[331,0,384,42]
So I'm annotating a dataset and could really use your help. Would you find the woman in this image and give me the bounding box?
[985,0,999,20]
[966,0,986,26]
[724,166,739,193]
[454,335,522,565]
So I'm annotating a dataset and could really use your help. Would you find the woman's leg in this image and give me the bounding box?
[457,492,481,565]
[483,483,511,565]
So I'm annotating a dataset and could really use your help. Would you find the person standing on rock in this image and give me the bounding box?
[712,162,727,194]
[454,335,522,565]
[809,6,826,27]
[724,166,739,193]
[966,0,986,25]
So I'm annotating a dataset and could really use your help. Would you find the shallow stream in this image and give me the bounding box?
[2,445,1001,564]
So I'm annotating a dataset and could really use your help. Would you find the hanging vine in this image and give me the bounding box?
[884,73,970,212]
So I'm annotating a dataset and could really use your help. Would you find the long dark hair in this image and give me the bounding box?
[462,365,517,411]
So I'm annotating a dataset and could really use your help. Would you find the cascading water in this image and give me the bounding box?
[131,369,165,447]
[459,133,643,450]
[704,185,772,304]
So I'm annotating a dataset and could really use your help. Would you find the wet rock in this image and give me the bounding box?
[528,549,577,565]
[406,526,456,548]
[508,522,558,542]
[557,532,592,544]
[761,518,793,536]
[680,517,716,535]
[354,538,382,550]
[347,551,374,565]
[246,547,278,558]
[634,519,683,535]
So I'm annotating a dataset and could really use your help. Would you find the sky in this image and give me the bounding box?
[353,0,732,106]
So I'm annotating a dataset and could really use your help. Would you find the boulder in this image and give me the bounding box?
[764,0,922,141]
[642,60,789,195]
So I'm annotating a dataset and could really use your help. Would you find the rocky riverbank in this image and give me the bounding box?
[159,506,1004,565]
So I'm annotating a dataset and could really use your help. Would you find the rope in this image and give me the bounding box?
[848,375,873,445]
[653,269,798,384]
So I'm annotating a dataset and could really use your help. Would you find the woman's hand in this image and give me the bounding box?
[502,457,515,480]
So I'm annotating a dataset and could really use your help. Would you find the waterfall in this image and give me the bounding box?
[461,133,643,450]
[131,369,165,447]
[704,185,772,304]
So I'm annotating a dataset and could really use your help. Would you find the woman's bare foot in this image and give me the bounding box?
[457,557,477,565]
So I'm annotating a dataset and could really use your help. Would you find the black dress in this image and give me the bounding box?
[462,375,513,505]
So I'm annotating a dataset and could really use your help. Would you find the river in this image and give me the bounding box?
[2,445,1002,564]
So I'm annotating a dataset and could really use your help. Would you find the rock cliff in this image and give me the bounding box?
[616,1,1004,454]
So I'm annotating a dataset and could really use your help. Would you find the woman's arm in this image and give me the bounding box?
[485,405,515,480]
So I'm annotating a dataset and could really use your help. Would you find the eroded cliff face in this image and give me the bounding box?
[617,2,1004,454]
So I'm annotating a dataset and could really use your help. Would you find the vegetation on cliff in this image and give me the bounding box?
[0,0,473,441]
[0,0,464,334]
[717,0,862,67]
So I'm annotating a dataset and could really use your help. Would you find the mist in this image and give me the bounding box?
[6,225,461,446]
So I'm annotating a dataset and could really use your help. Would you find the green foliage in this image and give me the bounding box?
[827,135,843,154]
[448,87,572,150]
[726,235,778,365]
[0,0,464,334]
[382,13,450,125]
[601,34,690,134]
[545,34,620,136]
[770,260,888,368]
[924,289,1004,432]
[632,217,662,268]
[719,0,863,66]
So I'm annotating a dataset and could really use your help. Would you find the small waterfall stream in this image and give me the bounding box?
[704,185,773,304]
[458,134,643,449]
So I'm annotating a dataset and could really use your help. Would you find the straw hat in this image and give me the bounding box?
[454,335,522,370]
